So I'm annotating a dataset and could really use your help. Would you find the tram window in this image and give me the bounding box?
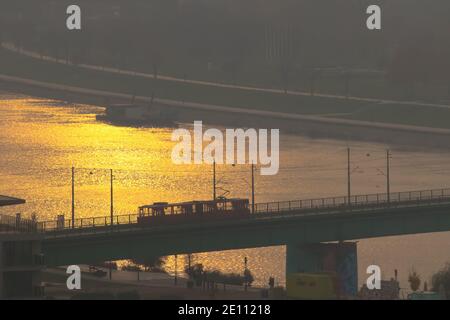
[217,202,225,211]
[207,202,217,213]
[195,203,203,214]
[182,205,193,215]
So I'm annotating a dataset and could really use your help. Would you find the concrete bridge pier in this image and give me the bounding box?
[286,241,358,296]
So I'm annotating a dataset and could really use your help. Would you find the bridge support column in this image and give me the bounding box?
[286,243,322,274]
[286,242,358,297]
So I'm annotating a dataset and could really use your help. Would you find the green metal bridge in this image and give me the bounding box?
[39,189,450,271]
[40,187,450,270]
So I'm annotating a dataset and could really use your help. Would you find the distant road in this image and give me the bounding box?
[3,73,450,138]
[3,42,450,110]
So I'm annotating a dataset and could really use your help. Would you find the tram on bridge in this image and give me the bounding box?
[137,198,250,225]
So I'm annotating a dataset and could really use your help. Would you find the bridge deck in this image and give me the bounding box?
[41,188,450,266]
[42,187,450,238]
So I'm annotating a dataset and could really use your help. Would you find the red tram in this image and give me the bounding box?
[137,198,251,225]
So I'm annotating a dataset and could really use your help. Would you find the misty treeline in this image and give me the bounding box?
[1,0,450,98]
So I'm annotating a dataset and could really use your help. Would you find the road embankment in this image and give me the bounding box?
[3,74,450,149]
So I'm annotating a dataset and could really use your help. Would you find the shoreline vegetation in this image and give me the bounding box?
[2,45,450,148]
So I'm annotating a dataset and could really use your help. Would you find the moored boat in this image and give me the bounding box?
[96,103,177,127]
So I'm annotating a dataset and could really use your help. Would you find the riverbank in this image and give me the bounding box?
[2,44,450,129]
[43,267,265,300]
[3,73,450,149]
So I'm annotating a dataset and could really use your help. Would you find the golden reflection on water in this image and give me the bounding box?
[2,93,450,288]
[0,93,288,286]
[0,95,219,219]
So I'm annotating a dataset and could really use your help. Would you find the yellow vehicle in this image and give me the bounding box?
[286,273,338,300]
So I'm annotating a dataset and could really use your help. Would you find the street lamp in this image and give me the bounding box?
[251,163,255,213]
[375,150,392,203]
[71,167,75,228]
[212,162,255,212]
[110,169,114,226]
[213,160,216,200]
[346,148,368,206]
[212,162,236,200]
[71,167,114,228]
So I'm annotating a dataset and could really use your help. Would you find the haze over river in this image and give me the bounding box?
[1,92,450,292]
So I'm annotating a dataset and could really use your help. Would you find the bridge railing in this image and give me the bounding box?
[0,214,44,233]
[41,213,138,231]
[40,187,450,232]
[254,188,450,213]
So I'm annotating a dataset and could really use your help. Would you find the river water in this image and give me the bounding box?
[1,92,450,293]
